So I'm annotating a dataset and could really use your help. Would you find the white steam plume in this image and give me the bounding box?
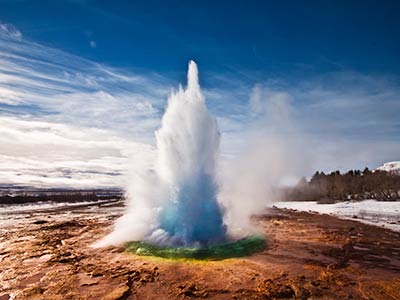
[95,61,226,247]
[219,85,311,236]
[95,63,310,248]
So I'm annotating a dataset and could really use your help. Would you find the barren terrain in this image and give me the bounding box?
[1,201,400,300]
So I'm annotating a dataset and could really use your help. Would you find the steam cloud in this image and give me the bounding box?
[95,61,226,247]
[95,61,310,248]
[219,86,311,237]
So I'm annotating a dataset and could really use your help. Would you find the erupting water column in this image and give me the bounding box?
[154,60,227,246]
[96,61,265,257]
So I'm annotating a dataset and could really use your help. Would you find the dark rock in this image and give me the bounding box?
[32,220,48,225]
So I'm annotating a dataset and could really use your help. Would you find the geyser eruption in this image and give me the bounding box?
[96,61,227,247]
[154,60,226,246]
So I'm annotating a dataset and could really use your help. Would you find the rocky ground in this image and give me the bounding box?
[1,201,400,300]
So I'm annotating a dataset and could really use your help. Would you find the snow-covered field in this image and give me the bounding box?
[0,199,125,232]
[0,199,120,214]
[1,198,399,233]
[273,200,400,232]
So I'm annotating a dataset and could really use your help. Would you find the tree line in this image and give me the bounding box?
[283,168,400,202]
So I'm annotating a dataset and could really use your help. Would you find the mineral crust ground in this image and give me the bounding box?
[1,200,400,300]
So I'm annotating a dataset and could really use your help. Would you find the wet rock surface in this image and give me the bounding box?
[1,202,400,299]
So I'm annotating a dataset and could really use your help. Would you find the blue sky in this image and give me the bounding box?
[0,0,399,187]
[2,1,400,76]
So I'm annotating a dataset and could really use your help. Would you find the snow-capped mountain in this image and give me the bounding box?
[375,161,400,175]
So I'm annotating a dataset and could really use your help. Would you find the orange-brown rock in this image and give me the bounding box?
[1,203,399,299]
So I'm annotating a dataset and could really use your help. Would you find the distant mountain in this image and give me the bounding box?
[375,161,400,175]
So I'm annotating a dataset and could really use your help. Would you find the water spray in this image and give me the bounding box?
[95,61,265,258]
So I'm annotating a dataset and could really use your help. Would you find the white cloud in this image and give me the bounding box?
[0,24,165,187]
[0,21,399,188]
[0,24,172,141]
[0,23,22,41]
[0,116,155,188]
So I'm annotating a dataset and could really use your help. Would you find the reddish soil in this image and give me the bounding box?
[1,206,399,300]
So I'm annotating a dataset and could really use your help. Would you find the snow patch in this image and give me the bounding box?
[375,161,400,175]
[273,200,400,232]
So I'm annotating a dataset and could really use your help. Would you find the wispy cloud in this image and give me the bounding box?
[0,22,165,187]
[0,23,22,41]
[0,23,172,137]
[0,21,399,187]
[0,116,156,188]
